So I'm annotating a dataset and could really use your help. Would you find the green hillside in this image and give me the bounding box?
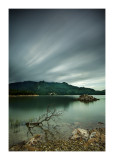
[9,81,105,95]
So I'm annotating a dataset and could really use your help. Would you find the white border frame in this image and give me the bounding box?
[0,0,114,160]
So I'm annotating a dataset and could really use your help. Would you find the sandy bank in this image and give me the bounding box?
[9,95,39,97]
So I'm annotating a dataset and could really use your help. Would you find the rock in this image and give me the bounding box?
[70,127,105,150]
[10,127,105,151]
[100,134,105,143]
[89,132,96,139]
[88,137,99,144]
[27,134,41,146]
[84,143,89,149]
[86,128,105,147]
[99,128,105,133]
[96,143,99,147]
[9,141,26,151]
[10,145,21,151]
[77,94,99,102]
[71,128,89,140]
[71,134,80,140]
[89,130,100,139]
[23,144,38,151]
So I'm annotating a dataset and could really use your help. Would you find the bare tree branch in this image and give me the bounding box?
[25,107,62,136]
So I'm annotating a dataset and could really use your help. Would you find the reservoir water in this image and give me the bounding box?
[9,95,105,147]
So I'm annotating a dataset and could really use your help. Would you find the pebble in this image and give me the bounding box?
[9,127,105,151]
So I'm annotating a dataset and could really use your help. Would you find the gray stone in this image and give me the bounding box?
[89,132,96,139]
[71,128,89,140]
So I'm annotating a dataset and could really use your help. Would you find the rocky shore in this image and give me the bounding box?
[9,127,105,151]
[77,94,99,102]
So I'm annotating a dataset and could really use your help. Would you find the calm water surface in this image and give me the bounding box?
[9,95,105,147]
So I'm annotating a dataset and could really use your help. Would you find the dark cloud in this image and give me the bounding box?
[9,9,105,90]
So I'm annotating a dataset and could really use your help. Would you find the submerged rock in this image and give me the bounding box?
[77,94,99,102]
[9,127,105,151]
[98,122,104,125]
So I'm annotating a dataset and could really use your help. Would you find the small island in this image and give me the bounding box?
[77,94,99,102]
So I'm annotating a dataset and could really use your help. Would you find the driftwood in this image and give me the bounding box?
[25,107,62,136]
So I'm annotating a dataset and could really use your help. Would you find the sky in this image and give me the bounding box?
[9,9,105,90]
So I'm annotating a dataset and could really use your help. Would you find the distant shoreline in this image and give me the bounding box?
[9,94,105,97]
[9,95,39,97]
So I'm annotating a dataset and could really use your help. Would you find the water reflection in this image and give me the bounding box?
[25,107,62,139]
[9,96,76,110]
[9,95,105,147]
